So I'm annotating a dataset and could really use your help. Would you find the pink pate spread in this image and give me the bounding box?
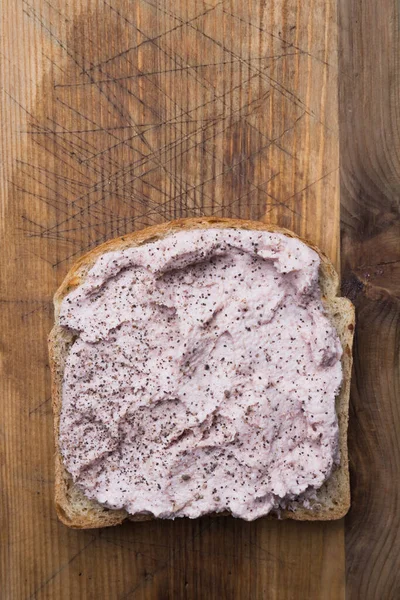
[59,228,342,520]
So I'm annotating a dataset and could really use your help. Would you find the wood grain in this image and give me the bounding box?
[339,0,400,598]
[0,0,344,598]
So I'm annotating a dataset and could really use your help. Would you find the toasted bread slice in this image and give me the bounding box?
[49,218,355,528]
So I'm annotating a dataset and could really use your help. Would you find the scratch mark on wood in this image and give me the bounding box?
[27,536,98,599]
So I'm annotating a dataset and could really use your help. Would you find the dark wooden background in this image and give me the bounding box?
[340,1,400,598]
[1,0,399,598]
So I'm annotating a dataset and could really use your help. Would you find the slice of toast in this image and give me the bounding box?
[49,217,355,528]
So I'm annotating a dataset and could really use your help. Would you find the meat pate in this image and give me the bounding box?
[59,228,342,520]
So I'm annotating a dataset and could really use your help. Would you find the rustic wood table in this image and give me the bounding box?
[1,1,398,598]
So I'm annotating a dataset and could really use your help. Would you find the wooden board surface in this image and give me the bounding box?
[339,1,400,598]
[0,0,396,598]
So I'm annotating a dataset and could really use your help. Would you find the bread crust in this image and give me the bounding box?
[49,217,355,528]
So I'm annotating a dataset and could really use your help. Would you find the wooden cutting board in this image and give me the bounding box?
[1,0,344,598]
